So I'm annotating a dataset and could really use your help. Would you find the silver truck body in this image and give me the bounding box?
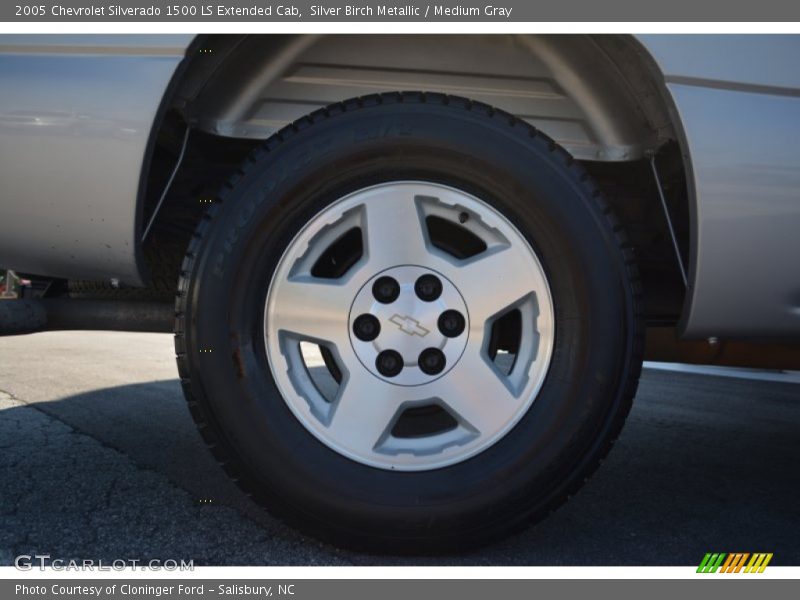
[1,34,799,338]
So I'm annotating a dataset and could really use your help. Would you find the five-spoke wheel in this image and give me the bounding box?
[176,93,641,552]
[265,182,554,470]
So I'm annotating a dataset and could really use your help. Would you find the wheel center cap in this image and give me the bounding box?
[349,265,469,386]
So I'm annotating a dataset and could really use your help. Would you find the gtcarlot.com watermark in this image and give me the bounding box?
[14,554,194,571]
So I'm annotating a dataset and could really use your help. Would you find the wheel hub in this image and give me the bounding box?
[349,265,469,386]
[264,181,554,471]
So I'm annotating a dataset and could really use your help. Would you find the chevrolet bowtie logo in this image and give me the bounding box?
[389,314,430,337]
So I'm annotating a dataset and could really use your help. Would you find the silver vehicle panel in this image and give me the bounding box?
[641,35,800,338]
[0,35,190,285]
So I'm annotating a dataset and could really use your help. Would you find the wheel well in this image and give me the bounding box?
[172,34,675,161]
[140,34,689,324]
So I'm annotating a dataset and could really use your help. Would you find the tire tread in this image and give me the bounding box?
[174,92,644,553]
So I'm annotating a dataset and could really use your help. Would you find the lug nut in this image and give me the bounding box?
[353,314,380,342]
[376,349,404,377]
[372,276,400,304]
[418,347,446,375]
[414,274,442,302]
[438,310,466,338]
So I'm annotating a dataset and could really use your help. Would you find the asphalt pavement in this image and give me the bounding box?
[0,331,798,566]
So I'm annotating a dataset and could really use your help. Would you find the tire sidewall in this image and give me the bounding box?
[183,99,637,544]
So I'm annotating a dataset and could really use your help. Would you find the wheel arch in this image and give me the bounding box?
[168,34,681,162]
[140,34,693,326]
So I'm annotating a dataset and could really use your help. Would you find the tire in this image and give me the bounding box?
[175,92,643,553]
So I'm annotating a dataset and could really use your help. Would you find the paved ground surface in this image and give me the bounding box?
[0,331,798,566]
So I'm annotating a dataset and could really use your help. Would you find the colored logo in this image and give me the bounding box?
[697,553,773,573]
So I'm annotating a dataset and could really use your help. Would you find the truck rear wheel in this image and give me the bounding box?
[175,93,643,552]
